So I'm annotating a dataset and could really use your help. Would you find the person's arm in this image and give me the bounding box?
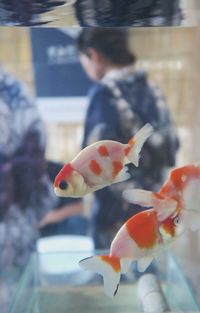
[38,201,84,227]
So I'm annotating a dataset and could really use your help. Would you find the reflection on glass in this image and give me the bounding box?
[0,0,66,25]
[75,0,182,26]
[0,0,198,26]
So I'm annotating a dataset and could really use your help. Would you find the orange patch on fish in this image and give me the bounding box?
[153,192,165,200]
[128,137,136,145]
[98,145,109,157]
[112,161,123,178]
[124,138,135,156]
[170,165,200,191]
[89,160,102,176]
[124,145,131,156]
[126,210,158,249]
[101,255,120,272]
[54,163,73,187]
[162,217,175,237]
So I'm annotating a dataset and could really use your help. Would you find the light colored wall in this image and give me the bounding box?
[0,27,198,164]
[129,27,195,127]
[0,28,34,94]
[129,27,197,165]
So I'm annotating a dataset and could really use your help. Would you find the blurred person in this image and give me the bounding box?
[0,64,49,313]
[0,63,88,313]
[77,28,180,249]
[75,0,182,27]
[0,65,86,270]
[0,64,48,269]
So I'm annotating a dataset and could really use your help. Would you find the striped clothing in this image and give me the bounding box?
[83,67,179,248]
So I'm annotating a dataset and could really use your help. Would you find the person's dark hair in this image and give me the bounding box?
[77,28,136,66]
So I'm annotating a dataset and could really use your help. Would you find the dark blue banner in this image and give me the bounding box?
[30,28,92,97]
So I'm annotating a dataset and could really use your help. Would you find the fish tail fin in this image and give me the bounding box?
[123,189,177,222]
[79,255,121,297]
[125,123,154,167]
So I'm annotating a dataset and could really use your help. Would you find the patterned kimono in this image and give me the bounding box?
[0,66,57,269]
[82,66,179,249]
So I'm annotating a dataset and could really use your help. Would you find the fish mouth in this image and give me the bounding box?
[54,185,81,198]
[54,187,62,196]
[54,187,70,197]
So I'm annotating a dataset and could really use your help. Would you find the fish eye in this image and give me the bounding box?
[174,216,179,226]
[59,180,68,190]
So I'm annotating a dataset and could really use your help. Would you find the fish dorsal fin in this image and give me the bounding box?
[137,256,154,272]
[182,210,200,232]
[126,124,154,167]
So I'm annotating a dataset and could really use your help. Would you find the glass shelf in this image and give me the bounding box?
[7,251,199,313]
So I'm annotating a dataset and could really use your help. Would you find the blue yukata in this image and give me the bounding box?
[82,66,179,249]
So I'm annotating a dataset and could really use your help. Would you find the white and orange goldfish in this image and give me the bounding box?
[54,123,153,198]
[123,164,200,233]
[79,205,186,297]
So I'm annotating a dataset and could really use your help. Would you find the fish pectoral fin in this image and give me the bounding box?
[137,256,154,272]
[123,189,153,207]
[154,197,178,222]
[123,189,177,222]
[181,210,200,231]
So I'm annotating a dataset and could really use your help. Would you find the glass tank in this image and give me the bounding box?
[7,251,199,313]
[0,20,200,313]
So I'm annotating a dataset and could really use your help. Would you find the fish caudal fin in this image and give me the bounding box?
[79,255,121,297]
[126,124,154,167]
[123,189,177,222]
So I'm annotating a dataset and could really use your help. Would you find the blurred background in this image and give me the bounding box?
[0,27,197,164]
[0,26,200,312]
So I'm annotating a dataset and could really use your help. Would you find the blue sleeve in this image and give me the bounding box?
[83,85,119,147]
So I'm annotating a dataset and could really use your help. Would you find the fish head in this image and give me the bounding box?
[54,163,75,197]
[160,211,186,239]
[54,163,88,197]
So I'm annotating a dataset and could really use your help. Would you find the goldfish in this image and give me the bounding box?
[123,164,200,233]
[54,123,153,198]
[79,205,186,297]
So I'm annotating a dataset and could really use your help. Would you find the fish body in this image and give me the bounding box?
[80,164,200,297]
[54,123,153,197]
[123,164,200,233]
[79,207,185,297]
